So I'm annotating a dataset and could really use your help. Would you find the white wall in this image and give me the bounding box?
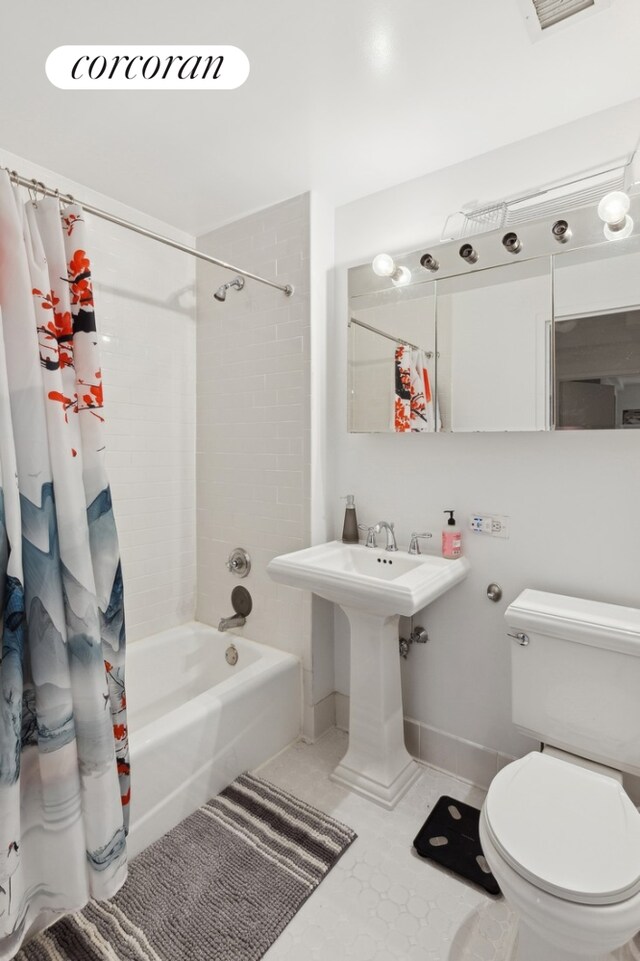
[0,147,197,641]
[195,194,317,728]
[329,99,640,763]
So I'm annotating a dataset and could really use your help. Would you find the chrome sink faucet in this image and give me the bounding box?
[374,520,398,552]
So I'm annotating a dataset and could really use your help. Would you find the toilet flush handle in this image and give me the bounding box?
[507,631,529,646]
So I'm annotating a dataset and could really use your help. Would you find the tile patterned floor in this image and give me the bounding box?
[258,730,517,961]
[258,729,640,961]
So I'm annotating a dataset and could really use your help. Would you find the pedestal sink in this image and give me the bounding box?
[267,541,470,808]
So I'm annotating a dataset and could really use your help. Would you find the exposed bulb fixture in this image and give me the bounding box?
[552,220,571,244]
[459,243,478,264]
[391,265,411,287]
[371,253,395,277]
[420,252,439,272]
[598,191,634,241]
[371,253,411,286]
[502,232,522,254]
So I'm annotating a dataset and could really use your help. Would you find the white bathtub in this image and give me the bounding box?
[125,621,301,858]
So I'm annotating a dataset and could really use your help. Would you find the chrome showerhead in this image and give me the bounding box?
[213,275,245,302]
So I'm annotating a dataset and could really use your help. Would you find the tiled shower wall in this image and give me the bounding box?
[195,194,312,684]
[97,226,196,640]
[0,148,197,641]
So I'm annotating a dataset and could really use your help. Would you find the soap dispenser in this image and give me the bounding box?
[442,510,462,559]
[341,495,359,544]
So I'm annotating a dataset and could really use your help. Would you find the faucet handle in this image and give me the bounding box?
[408,531,433,555]
[358,524,378,548]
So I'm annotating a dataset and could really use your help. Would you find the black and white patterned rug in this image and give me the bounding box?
[18,773,357,961]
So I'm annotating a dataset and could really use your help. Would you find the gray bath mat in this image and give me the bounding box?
[17,773,357,961]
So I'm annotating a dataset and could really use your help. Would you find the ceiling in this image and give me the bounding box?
[1,0,640,235]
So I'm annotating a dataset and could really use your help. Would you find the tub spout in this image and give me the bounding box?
[218,614,246,632]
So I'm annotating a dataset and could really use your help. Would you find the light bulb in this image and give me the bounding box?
[372,253,395,277]
[598,190,634,240]
[604,215,634,242]
[598,191,630,227]
[391,265,411,287]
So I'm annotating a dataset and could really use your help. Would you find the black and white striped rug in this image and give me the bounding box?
[18,773,357,961]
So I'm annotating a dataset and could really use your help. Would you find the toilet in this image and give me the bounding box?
[479,589,640,961]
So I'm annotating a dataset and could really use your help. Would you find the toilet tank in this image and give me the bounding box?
[506,590,640,776]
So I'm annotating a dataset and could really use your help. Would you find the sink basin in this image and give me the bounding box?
[267,540,470,617]
[268,540,471,808]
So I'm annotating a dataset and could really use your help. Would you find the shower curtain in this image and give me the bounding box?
[0,171,129,960]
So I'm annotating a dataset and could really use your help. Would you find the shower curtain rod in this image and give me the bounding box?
[349,316,433,359]
[3,168,294,297]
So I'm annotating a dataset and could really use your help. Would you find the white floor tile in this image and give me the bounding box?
[257,729,518,961]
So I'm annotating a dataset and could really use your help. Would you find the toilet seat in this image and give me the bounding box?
[483,751,640,906]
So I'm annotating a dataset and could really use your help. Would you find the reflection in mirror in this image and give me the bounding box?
[554,235,640,429]
[348,283,436,433]
[436,259,552,431]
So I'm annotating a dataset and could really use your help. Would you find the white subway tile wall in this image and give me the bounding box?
[96,226,196,640]
[196,194,311,668]
[0,148,197,642]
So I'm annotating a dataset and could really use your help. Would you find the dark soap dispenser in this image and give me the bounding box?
[342,494,359,544]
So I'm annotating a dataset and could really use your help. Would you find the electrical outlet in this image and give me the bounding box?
[491,515,510,539]
[470,513,493,533]
[469,513,510,538]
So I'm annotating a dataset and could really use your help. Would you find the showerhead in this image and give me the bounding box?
[213,275,245,302]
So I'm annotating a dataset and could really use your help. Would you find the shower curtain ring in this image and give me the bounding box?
[28,180,43,207]
[28,180,47,207]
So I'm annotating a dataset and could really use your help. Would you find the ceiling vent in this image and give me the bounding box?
[518,0,612,39]
[532,0,594,29]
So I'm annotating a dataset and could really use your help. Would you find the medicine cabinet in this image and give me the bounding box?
[348,198,640,432]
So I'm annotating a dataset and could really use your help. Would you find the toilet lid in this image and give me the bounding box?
[484,752,640,905]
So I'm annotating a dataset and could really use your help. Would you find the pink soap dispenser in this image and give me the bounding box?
[442,510,462,559]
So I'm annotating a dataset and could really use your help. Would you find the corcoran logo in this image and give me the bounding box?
[46,45,250,90]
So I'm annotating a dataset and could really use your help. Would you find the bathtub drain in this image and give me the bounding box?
[225,644,239,666]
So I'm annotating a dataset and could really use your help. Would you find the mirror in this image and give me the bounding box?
[436,259,552,432]
[349,282,436,433]
[347,200,640,432]
[553,234,640,430]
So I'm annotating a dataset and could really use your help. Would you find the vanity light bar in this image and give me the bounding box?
[350,191,640,299]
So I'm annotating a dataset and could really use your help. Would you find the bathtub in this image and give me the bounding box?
[125,621,301,858]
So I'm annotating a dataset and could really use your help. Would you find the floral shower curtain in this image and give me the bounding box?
[393,345,439,432]
[0,170,129,960]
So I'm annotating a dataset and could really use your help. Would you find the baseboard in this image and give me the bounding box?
[334,692,515,791]
[302,691,337,742]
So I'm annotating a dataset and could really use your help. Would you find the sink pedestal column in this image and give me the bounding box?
[331,607,421,809]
